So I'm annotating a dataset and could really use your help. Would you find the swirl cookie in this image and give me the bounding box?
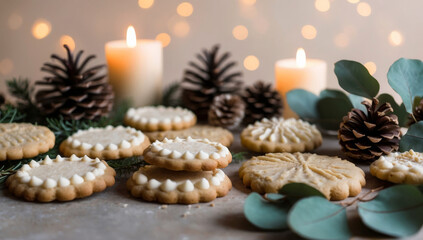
[240,118,322,153]
[6,155,116,202]
[127,165,232,204]
[370,150,423,184]
[239,152,365,200]
[59,125,150,160]
[0,123,55,161]
[144,125,234,147]
[124,106,196,132]
[144,137,232,171]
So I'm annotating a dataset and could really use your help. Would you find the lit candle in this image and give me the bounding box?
[105,25,163,106]
[275,48,327,118]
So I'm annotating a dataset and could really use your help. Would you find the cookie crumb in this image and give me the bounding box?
[209,203,215,207]
[160,204,168,209]
[181,211,190,218]
[195,205,201,209]
[187,204,192,209]
[122,204,128,208]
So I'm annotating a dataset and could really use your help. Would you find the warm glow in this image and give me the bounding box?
[138,0,154,9]
[389,31,403,46]
[172,20,190,38]
[59,35,75,51]
[156,33,171,47]
[315,0,330,12]
[357,2,371,16]
[126,26,137,48]
[232,25,248,40]
[0,58,14,75]
[32,19,51,39]
[301,25,317,40]
[240,0,256,6]
[8,13,23,30]
[348,0,360,3]
[364,62,377,75]
[243,55,260,71]
[334,33,349,48]
[296,48,306,68]
[177,2,194,17]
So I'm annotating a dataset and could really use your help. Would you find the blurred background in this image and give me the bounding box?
[1,0,422,101]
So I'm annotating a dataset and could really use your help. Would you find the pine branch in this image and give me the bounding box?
[108,99,132,126]
[0,104,26,123]
[6,77,39,123]
[231,151,249,163]
[106,156,147,175]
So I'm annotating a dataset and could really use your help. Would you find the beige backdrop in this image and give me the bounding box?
[1,0,422,102]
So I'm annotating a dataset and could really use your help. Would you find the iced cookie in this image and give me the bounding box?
[240,118,322,153]
[144,137,232,171]
[239,152,365,200]
[144,125,234,147]
[0,123,55,161]
[127,165,232,204]
[124,106,196,132]
[370,150,423,184]
[6,155,116,202]
[59,125,150,160]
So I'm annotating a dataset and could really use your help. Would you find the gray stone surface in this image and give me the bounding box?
[1,135,422,240]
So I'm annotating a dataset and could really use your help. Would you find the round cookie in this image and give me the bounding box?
[144,137,232,171]
[127,165,232,204]
[0,123,55,161]
[144,125,234,147]
[241,117,322,153]
[239,152,365,200]
[59,125,150,160]
[370,150,423,184]
[6,155,116,202]
[124,106,196,132]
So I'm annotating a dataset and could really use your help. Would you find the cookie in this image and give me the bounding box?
[6,155,116,202]
[144,137,232,171]
[59,125,150,160]
[144,125,234,147]
[124,106,196,132]
[240,117,322,153]
[127,165,232,204]
[239,152,365,200]
[370,150,423,184]
[0,123,55,161]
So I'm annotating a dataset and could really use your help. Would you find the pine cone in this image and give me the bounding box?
[182,44,242,120]
[338,98,401,161]
[35,45,114,120]
[243,81,283,124]
[208,94,245,129]
[408,98,423,126]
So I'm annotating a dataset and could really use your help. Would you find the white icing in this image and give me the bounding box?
[70,154,80,161]
[373,150,423,173]
[71,174,84,185]
[178,180,194,192]
[81,143,93,150]
[211,153,221,160]
[55,155,64,162]
[96,162,107,170]
[43,156,53,165]
[29,160,40,168]
[21,164,31,172]
[160,179,177,192]
[147,179,161,189]
[43,178,57,188]
[197,151,209,159]
[125,106,195,127]
[20,175,31,183]
[183,151,195,160]
[72,139,81,148]
[94,143,104,151]
[196,178,210,190]
[30,176,43,187]
[58,177,70,187]
[170,150,182,159]
[84,172,96,181]
[160,149,172,156]
[120,140,131,149]
[83,155,92,162]
[107,144,118,150]
[134,173,148,184]
[211,176,221,186]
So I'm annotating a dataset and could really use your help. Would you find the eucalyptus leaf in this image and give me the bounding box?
[388,58,423,113]
[319,89,351,103]
[358,185,423,237]
[244,192,290,230]
[265,193,285,201]
[288,196,351,240]
[378,93,408,127]
[348,94,366,112]
[316,97,353,131]
[334,60,380,99]
[279,183,325,200]
[287,89,319,119]
[399,121,423,152]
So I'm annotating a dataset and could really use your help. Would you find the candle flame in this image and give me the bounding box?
[126,25,137,48]
[296,48,306,68]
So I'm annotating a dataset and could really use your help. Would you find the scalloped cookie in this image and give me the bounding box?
[6,155,116,202]
[144,137,232,171]
[0,123,55,161]
[59,125,150,160]
[240,118,322,153]
[239,152,365,200]
[127,165,232,204]
[144,125,234,147]
[370,150,423,184]
[124,106,196,132]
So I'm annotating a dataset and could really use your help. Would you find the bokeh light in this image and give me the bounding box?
[315,0,330,12]
[138,0,154,9]
[8,13,23,30]
[357,2,371,16]
[0,59,14,76]
[156,33,171,47]
[243,55,260,71]
[301,25,317,40]
[59,35,75,51]
[348,0,360,3]
[172,20,190,38]
[177,2,194,17]
[334,33,350,48]
[232,25,248,40]
[240,0,256,6]
[389,31,403,46]
[364,62,377,75]
[32,19,51,39]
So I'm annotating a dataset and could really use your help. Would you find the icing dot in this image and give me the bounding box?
[173,116,182,123]
[16,171,29,178]
[55,155,64,162]
[84,172,96,181]
[151,144,163,152]
[196,178,210,190]
[96,162,107,170]
[211,153,221,160]
[131,138,141,146]
[43,178,57,188]
[66,137,73,143]
[70,154,80,161]
[106,125,114,130]
[178,180,194,192]
[147,179,161,189]
[58,177,70,187]
[160,149,172,156]
[392,164,408,172]
[93,168,105,176]
[94,143,105,151]
[83,155,92,162]
[120,140,131,149]
[71,174,84,185]
[150,118,159,124]
[20,175,31,183]
[170,150,183,159]
[160,179,177,192]
[162,138,171,143]
[72,139,81,148]
[30,176,43,187]
[43,156,53,165]
[135,173,148,184]
[107,144,118,150]
[211,176,221,186]
[183,151,195,160]
[29,160,40,168]
[81,143,93,150]
[197,151,209,159]
[21,164,31,172]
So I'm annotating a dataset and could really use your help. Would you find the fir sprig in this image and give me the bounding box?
[0,104,26,123]
[231,151,249,163]
[106,156,147,175]
[6,77,39,122]
[161,82,182,107]
[0,161,27,185]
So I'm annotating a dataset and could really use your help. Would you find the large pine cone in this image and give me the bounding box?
[408,98,423,126]
[35,45,114,120]
[243,81,283,124]
[338,98,401,161]
[208,94,245,129]
[181,45,242,120]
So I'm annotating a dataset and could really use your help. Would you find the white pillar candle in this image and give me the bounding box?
[275,48,327,118]
[105,26,162,107]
